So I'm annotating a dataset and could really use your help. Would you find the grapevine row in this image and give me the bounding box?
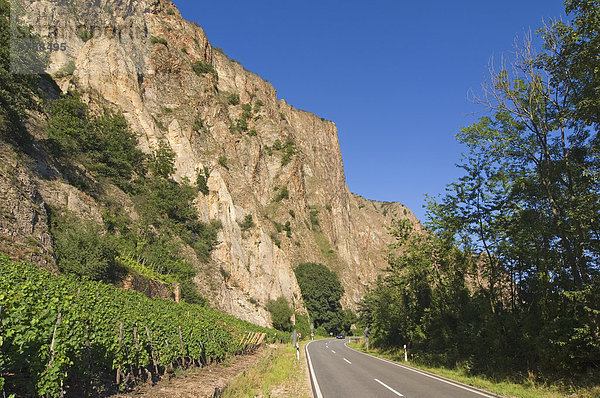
[0,255,286,397]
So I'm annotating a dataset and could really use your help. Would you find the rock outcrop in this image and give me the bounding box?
[7,0,420,326]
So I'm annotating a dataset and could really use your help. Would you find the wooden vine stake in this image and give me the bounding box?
[145,326,159,374]
[178,326,185,367]
[116,322,124,385]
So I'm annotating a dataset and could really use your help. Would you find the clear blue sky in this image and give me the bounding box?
[172,0,566,222]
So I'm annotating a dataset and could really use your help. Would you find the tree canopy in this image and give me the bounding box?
[294,262,345,333]
[361,0,600,380]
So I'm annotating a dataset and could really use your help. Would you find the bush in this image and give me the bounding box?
[309,208,319,226]
[239,214,255,232]
[227,93,240,105]
[151,36,168,46]
[149,141,175,178]
[197,166,210,195]
[191,60,216,77]
[270,232,281,248]
[218,155,228,169]
[50,211,119,281]
[294,313,311,339]
[273,186,289,202]
[78,27,92,42]
[267,296,293,331]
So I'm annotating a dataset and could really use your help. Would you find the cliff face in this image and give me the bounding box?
[6,0,420,326]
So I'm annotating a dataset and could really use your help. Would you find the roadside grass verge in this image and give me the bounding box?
[221,341,312,398]
[347,340,599,398]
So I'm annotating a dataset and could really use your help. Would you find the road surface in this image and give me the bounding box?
[305,338,499,398]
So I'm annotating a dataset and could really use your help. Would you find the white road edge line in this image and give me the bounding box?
[343,358,352,364]
[374,378,404,397]
[345,342,497,398]
[305,340,324,398]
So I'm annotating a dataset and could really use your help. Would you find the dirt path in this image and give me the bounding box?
[110,348,269,398]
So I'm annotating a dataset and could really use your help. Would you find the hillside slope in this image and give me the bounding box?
[3,0,420,326]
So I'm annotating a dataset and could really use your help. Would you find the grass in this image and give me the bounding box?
[347,340,600,398]
[221,342,312,398]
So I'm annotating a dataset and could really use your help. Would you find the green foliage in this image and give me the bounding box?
[293,313,311,338]
[267,296,293,331]
[273,186,289,202]
[284,221,292,238]
[196,166,210,195]
[325,204,332,212]
[363,3,600,380]
[149,141,175,179]
[315,326,328,337]
[49,211,119,281]
[46,93,145,190]
[218,155,228,169]
[227,93,240,105]
[288,210,295,218]
[102,4,113,13]
[238,214,255,232]
[294,262,344,333]
[54,60,75,78]
[151,36,167,46]
[309,208,319,227]
[0,256,286,397]
[166,8,175,15]
[270,232,281,248]
[78,27,92,42]
[0,1,45,146]
[247,129,257,137]
[230,117,248,133]
[191,60,217,77]
[193,116,204,131]
[272,139,282,150]
[241,103,252,120]
[253,99,264,112]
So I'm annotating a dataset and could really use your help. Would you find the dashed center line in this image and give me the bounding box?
[331,350,336,354]
[374,378,404,397]
[343,358,352,364]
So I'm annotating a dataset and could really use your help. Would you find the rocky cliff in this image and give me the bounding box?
[4,0,420,326]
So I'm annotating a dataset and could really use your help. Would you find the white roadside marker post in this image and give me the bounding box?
[404,344,408,362]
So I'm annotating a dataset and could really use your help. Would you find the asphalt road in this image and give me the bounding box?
[305,338,499,398]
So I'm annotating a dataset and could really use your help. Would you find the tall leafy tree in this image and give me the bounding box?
[294,262,344,333]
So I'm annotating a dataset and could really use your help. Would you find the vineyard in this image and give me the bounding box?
[0,255,287,397]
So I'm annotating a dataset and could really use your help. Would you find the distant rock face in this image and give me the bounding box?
[12,0,420,326]
[0,143,54,270]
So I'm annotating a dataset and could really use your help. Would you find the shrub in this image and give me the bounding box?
[55,60,75,78]
[191,60,216,77]
[272,139,282,150]
[284,221,292,238]
[326,204,332,212]
[267,296,293,331]
[227,93,240,105]
[151,36,168,46]
[102,4,113,13]
[149,141,176,178]
[78,27,92,42]
[289,210,295,218]
[166,8,175,15]
[273,186,289,202]
[239,214,255,232]
[309,208,320,227]
[196,166,210,195]
[193,116,204,131]
[50,211,119,282]
[270,232,281,248]
[248,129,257,137]
[218,155,228,169]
